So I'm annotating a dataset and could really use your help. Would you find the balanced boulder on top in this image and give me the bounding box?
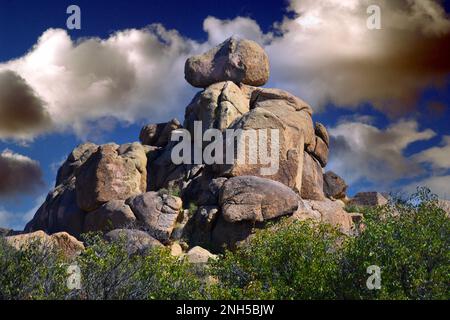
[185,37,270,88]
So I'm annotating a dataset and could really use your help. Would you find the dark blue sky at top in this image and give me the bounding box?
[0,0,449,228]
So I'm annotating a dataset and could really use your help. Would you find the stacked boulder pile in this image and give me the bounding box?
[9,37,363,255]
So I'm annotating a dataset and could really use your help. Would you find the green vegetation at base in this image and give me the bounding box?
[0,188,448,300]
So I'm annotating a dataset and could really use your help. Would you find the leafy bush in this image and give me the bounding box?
[0,188,448,300]
[210,188,449,300]
[0,238,69,300]
[75,233,201,300]
[339,188,450,300]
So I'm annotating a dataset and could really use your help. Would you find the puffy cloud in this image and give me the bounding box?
[0,25,202,140]
[414,135,450,170]
[1,0,450,141]
[265,0,450,114]
[0,149,44,197]
[0,70,52,140]
[328,119,436,186]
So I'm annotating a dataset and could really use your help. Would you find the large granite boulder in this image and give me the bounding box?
[126,192,183,243]
[76,143,147,212]
[83,200,136,233]
[219,176,300,223]
[184,81,249,134]
[301,152,325,200]
[293,199,355,235]
[185,37,269,88]
[5,231,84,259]
[25,177,85,238]
[55,142,98,187]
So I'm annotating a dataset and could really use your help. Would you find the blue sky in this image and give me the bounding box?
[0,0,449,229]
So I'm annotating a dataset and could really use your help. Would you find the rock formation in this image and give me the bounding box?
[19,37,363,256]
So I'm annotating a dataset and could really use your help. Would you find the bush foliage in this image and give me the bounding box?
[0,188,448,300]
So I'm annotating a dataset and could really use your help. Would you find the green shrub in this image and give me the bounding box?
[75,233,202,300]
[0,238,70,300]
[0,188,448,300]
[208,220,344,299]
[339,188,450,300]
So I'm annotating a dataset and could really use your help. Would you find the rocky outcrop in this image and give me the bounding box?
[5,231,84,259]
[25,177,85,238]
[301,152,325,200]
[76,143,147,212]
[83,200,136,233]
[185,37,269,88]
[184,81,250,134]
[220,176,300,223]
[23,37,361,254]
[126,192,182,243]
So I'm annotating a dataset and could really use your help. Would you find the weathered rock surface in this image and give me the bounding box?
[186,246,217,264]
[301,152,325,200]
[139,118,181,148]
[220,176,300,223]
[184,81,250,134]
[323,171,348,199]
[294,199,355,235]
[5,231,84,259]
[56,142,98,187]
[76,143,147,212]
[349,192,389,207]
[83,200,136,233]
[315,122,329,147]
[126,192,182,243]
[310,136,328,167]
[105,229,162,254]
[25,177,85,238]
[185,37,269,88]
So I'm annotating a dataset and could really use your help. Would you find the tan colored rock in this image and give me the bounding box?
[293,199,355,234]
[83,200,136,233]
[184,81,249,134]
[126,192,183,243]
[220,176,300,223]
[217,107,306,193]
[76,143,147,212]
[6,231,84,259]
[315,122,329,147]
[170,242,183,257]
[186,246,217,264]
[311,136,328,167]
[185,37,269,88]
[301,152,325,200]
[56,142,98,186]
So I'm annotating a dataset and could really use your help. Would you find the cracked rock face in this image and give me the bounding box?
[185,37,269,88]
[126,192,183,243]
[184,81,250,134]
[76,143,147,212]
[219,176,300,223]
